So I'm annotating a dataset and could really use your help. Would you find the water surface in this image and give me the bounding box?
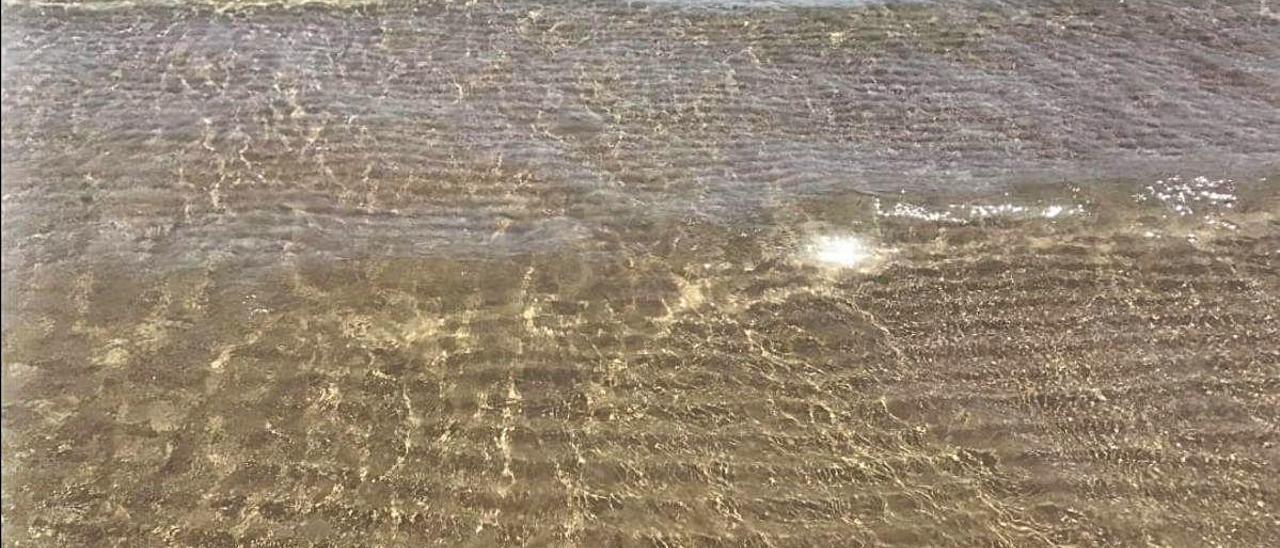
[3,1,1279,546]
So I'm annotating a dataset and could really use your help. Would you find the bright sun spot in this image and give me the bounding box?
[806,234,874,268]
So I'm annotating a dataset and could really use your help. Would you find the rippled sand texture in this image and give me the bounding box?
[3,1,1280,547]
[5,180,1279,547]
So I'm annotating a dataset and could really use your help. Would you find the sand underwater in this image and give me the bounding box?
[2,0,1279,546]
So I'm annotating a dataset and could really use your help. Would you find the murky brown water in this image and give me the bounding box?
[3,1,1279,546]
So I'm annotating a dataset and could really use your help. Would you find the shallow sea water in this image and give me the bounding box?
[3,1,1279,546]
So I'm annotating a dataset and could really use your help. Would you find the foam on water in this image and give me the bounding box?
[1135,175,1237,217]
[874,199,1087,223]
[634,0,920,7]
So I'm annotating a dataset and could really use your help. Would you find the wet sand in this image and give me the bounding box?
[3,1,1280,546]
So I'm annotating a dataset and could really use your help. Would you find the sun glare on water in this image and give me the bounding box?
[805,234,875,269]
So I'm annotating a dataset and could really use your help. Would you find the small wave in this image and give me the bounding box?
[874,198,1087,223]
[1134,175,1237,217]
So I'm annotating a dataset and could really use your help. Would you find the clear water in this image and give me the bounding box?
[3,1,1278,546]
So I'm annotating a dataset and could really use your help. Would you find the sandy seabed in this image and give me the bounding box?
[3,1,1279,546]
